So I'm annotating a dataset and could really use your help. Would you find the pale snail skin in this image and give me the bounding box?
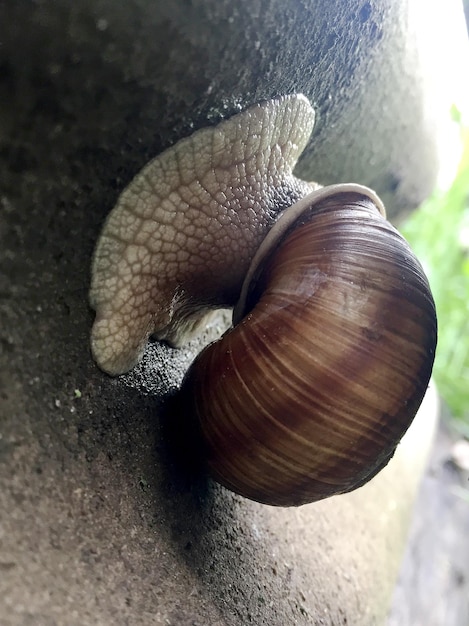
[89,94,437,506]
[90,94,315,376]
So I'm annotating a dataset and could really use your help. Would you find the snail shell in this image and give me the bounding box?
[182,186,437,507]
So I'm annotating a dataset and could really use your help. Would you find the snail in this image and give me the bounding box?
[90,94,437,506]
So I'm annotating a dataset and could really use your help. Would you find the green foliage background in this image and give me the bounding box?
[401,125,469,435]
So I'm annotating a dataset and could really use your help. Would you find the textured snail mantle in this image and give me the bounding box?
[90,94,437,507]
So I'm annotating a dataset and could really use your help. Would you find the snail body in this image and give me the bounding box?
[89,94,315,375]
[183,187,436,506]
[89,95,437,506]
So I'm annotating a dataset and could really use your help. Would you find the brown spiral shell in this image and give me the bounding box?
[182,187,437,506]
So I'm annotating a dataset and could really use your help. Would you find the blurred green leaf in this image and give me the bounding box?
[401,127,469,428]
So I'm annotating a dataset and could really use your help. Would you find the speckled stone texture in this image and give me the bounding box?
[0,1,464,624]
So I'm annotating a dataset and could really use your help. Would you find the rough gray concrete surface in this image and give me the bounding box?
[0,1,464,624]
[388,417,469,626]
[0,0,451,220]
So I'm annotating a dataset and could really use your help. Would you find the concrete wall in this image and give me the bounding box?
[0,1,466,624]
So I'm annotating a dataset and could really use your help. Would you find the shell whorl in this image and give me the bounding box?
[183,189,437,506]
